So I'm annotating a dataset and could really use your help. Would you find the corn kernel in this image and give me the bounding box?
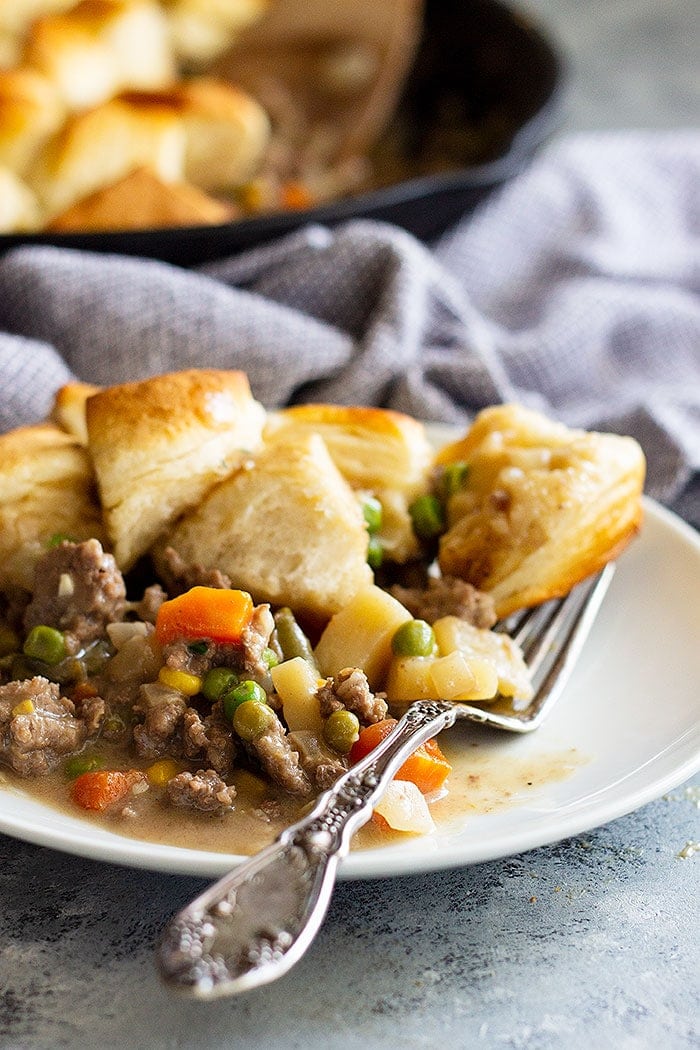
[146,758,181,786]
[12,699,35,717]
[158,666,202,696]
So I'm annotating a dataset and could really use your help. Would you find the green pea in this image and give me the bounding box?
[222,680,267,722]
[23,625,67,665]
[323,709,360,754]
[46,532,76,549]
[391,619,436,657]
[233,698,276,741]
[64,753,103,779]
[361,496,383,534]
[262,647,279,669]
[441,461,470,499]
[202,666,239,702]
[409,494,445,540]
[367,535,384,570]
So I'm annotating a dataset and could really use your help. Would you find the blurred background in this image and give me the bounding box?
[524,0,699,131]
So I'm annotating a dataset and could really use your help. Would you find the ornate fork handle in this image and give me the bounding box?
[157,700,457,998]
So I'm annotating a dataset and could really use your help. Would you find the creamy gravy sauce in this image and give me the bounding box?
[1,726,585,856]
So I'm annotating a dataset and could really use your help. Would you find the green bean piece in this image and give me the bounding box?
[409,494,445,540]
[222,680,267,722]
[202,666,239,702]
[273,607,317,667]
[233,698,276,741]
[323,709,360,754]
[64,753,103,779]
[23,625,67,665]
[361,495,383,534]
[391,619,436,657]
[367,534,384,570]
[441,461,470,500]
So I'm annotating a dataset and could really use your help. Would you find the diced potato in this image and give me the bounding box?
[374,780,436,834]
[314,584,412,689]
[270,656,324,734]
[428,650,499,701]
[385,652,498,704]
[433,616,533,700]
[384,655,436,702]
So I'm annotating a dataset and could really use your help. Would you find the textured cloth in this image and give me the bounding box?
[0,130,698,524]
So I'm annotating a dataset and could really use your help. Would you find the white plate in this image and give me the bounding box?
[0,498,698,880]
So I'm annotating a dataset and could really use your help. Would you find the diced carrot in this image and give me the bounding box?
[72,681,98,701]
[349,718,452,796]
[70,769,146,811]
[154,586,254,647]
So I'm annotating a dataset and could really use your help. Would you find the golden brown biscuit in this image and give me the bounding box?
[155,431,373,623]
[29,94,186,215]
[165,77,271,191]
[0,423,105,591]
[436,404,646,617]
[85,369,266,571]
[47,164,236,232]
[162,0,270,68]
[50,381,103,443]
[266,404,433,562]
[0,67,65,176]
[23,0,176,111]
[0,165,40,232]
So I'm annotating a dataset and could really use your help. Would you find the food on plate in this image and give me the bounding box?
[85,369,266,570]
[155,432,373,622]
[0,369,646,850]
[436,404,646,617]
[0,423,105,591]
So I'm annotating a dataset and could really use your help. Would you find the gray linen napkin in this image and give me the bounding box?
[1,130,698,524]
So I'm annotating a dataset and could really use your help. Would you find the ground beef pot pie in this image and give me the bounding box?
[0,370,645,847]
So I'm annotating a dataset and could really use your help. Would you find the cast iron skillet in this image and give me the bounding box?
[0,0,564,267]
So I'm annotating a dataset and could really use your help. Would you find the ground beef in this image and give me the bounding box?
[317,668,388,725]
[23,539,127,653]
[239,605,275,677]
[132,681,188,759]
[389,575,497,628]
[159,547,232,595]
[79,695,106,735]
[166,769,236,812]
[131,584,167,624]
[182,705,236,777]
[247,718,312,797]
[0,676,89,776]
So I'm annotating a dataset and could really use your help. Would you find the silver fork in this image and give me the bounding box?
[157,563,615,999]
